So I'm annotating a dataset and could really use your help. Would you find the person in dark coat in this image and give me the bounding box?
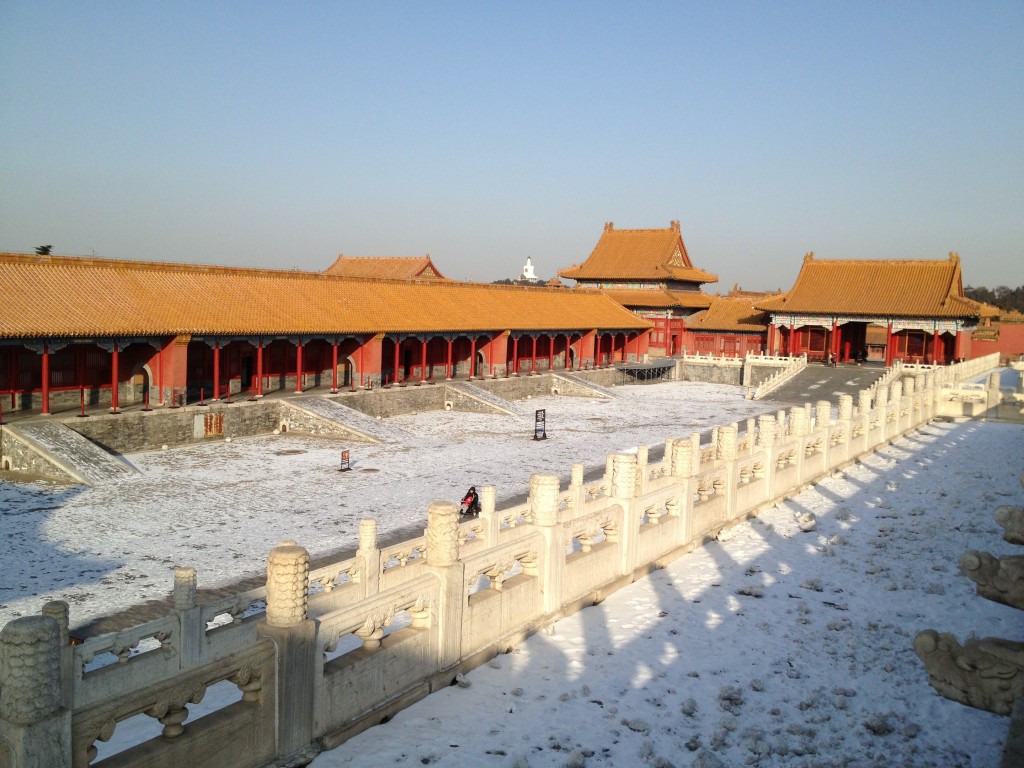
[461,486,480,516]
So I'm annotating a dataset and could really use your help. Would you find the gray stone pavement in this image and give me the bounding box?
[767,360,886,405]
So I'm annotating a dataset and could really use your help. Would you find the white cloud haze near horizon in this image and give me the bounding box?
[1,2,1021,291]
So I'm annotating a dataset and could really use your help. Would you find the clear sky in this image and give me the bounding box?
[1,2,1021,291]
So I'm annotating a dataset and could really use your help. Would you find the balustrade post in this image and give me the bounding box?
[690,432,701,475]
[756,414,777,501]
[0,615,71,768]
[257,540,316,760]
[479,485,499,543]
[635,445,649,495]
[815,400,831,430]
[609,453,639,576]
[424,501,465,669]
[718,424,739,520]
[987,371,1002,412]
[745,417,756,456]
[357,520,381,598]
[529,473,564,613]
[173,568,202,667]
[569,463,586,516]
[889,380,903,437]
[38,601,72,714]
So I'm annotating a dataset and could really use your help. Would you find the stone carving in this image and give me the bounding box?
[914,630,1024,715]
[757,414,776,448]
[266,540,309,628]
[717,424,738,461]
[173,567,197,610]
[610,454,637,499]
[145,681,206,737]
[230,662,263,703]
[357,519,378,552]
[0,615,62,725]
[356,605,396,650]
[530,473,561,525]
[670,439,693,477]
[995,505,1024,545]
[77,714,117,763]
[960,551,1024,609]
[426,501,459,566]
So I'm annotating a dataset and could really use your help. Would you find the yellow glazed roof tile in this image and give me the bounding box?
[558,221,718,284]
[754,253,984,318]
[0,253,650,339]
[323,254,446,279]
[686,297,769,332]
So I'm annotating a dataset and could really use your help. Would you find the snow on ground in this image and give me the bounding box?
[311,420,1024,768]
[3,379,1022,767]
[0,382,770,629]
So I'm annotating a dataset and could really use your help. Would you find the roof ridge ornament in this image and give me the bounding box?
[803,251,815,261]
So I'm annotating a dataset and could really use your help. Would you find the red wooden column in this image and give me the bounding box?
[931,328,939,364]
[766,324,776,356]
[110,342,120,413]
[564,335,571,370]
[420,338,428,383]
[212,340,221,400]
[593,333,601,367]
[788,323,796,356]
[885,322,894,367]
[256,339,264,396]
[156,344,164,405]
[530,336,537,374]
[393,338,401,384]
[295,340,304,393]
[358,342,365,387]
[953,328,962,361]
[331,340,339,393]
[446,337,453,380]
[468,338,477,379]
[547,335,554,371]
[512,336,519,375]
[41,343,51,415]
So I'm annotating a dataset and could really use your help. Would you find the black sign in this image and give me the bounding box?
[534,409,547,441]
[339,450,351,472]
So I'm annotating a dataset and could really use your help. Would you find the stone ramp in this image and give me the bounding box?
[768,363,887,405]
[7,421,139,485]
[290,397,410,444]
[445,382,518,416]
[551,372,616,399]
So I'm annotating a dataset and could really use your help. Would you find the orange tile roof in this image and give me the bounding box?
[558,221,718,284]
[602,289,713,310]
[0,253,649,339]
[324,254,446,279]
[685,296,769,333]
[754,252,984,318]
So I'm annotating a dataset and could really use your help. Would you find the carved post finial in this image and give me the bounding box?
[790,406,809,437]
[530,473,561,526]
[838,394,853,420]
[670,439,693,478]
[266,541,310,628]
[610,453,637,498]
[425,501,460,566]
[0,616,63,725]
[757,414,776,448]
[173,567,198,611]
[815,400,831,429]
[358,519,378,552]
[717,424,738,461]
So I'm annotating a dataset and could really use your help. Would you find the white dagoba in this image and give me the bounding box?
[520,257,538,282]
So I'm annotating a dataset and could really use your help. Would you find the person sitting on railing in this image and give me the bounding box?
[461,486,480,517]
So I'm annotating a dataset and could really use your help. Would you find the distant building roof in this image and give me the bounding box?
[603,289,713,311]
[754,252,984,318]
[324,253,446,279]
[686,296,769,333]
[0,252,649,339]
[558,221,718,284]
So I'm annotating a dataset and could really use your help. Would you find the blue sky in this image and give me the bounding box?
[1,2,1021,291]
